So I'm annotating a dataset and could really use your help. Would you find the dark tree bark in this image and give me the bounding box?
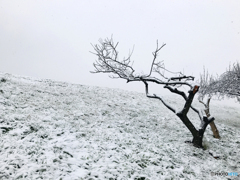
[163,85,214,148]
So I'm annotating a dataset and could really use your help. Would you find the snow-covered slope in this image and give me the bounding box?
[0,72,239,180]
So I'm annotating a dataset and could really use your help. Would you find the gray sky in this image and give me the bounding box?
[1,0,240,94]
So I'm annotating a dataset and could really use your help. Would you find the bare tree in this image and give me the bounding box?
[199,62,240,101]
[198,63,240,138]
[90,37,214,148]
[217,62,240,100]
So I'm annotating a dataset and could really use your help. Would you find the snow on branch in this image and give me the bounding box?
[90,38,135,80]
[90,37,200,116]
[199,62,240,101]
[91,37,194,87]
[141,79,176,113]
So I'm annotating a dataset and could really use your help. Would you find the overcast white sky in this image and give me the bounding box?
[1,0,240,94]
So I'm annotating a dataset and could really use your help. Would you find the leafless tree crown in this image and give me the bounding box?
[91,37,194,88]
[199,62,240,101]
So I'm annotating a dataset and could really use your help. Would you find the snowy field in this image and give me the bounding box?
[0,72,239,180]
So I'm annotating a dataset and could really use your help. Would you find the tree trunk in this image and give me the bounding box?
[192,133,204,148]
[200,98,220,139]
[179,114,204,148]
[191,121,209,148]
[178,117,203,148]
[204,107,220,139]
[208,117,220,139]
[176,86,208,148]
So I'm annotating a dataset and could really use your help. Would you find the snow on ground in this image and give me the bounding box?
[0,72,239,180]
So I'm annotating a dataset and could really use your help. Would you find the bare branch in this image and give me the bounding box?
[142,80,176,113]
[90,38,135,80]
[199,100,207,108]
[164,85,187,99]
[206,97,211,107]
[170,76,194,82]
[147,41,166,77]
[199,62,240,102]
[91,37,195,89]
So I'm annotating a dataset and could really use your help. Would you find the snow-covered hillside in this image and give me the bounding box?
[0,72,239,180]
